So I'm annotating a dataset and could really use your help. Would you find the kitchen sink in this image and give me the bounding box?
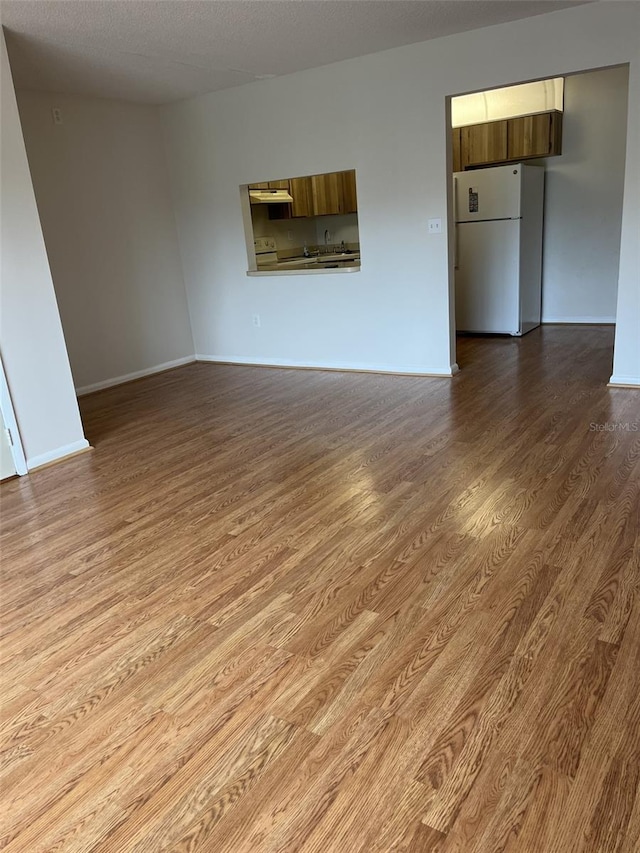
[319,253,357,262]
[257,253,360,272]
[289,253,360,264]
[274,258,318,268]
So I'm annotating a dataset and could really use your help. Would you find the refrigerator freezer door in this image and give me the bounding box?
[454,164,522,222]
[455,219,521,334]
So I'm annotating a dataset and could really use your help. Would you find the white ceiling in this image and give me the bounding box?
[1,0,591,105]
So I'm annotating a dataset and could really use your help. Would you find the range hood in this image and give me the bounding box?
[249,189,293,203]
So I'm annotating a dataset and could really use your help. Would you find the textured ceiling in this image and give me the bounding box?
[1,0,591,105]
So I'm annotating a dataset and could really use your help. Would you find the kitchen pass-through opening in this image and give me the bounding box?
[240,169,361,276]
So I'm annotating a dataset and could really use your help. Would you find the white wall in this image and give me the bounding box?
[539,65,629,324]
[161,2,639,382]
[16,91,195,394]
[612,52,640,387]
[162,57,456,374]
[0,31,88,468]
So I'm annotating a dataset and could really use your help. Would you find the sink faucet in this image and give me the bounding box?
[324,229,330,253]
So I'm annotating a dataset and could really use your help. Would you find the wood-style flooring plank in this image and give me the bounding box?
[1,326,639,852]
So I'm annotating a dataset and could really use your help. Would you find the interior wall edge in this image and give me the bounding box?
[26,438,91,471]
[75,355,197,397]
[15,89,196,392]
[1,31,88,463]
[608,376,640,388]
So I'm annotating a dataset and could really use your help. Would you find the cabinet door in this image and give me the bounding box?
[507,111,563,159]
[289,177,314,217]
[312,173,342,216]
[452,128,462,173]
[340,170,358,214]
[461,120,508,168]
[548,111,563,157]
[266,178,292,219]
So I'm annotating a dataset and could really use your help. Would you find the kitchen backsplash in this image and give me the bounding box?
[252,207,359,257]
[251,205,316,246]
[314,214,359,248]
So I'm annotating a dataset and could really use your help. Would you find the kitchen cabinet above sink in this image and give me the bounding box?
[248,169,358,220]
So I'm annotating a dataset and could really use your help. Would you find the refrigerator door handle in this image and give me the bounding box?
[453,177,459,270]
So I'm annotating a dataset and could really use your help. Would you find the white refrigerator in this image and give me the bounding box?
[454,163,545,336]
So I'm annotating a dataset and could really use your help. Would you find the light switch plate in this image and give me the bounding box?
[428,218,442,234]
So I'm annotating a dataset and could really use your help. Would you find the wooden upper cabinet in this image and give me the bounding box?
[452,128,462,173]
[311,173,343,216]
[340,170,358,214]
[310,171,358,216]
[289,177,314,218]
[507,111,563,160]
[249,179,290,190]
[453,110,563,172]
[254,179,293,220]
[461,120,508,168]
[255,171,358,219]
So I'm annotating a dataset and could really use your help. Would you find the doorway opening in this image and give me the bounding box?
[446,65,629,378]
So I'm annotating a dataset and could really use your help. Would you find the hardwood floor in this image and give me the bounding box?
[1,325,639,852]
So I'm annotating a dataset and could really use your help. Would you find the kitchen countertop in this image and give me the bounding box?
[249,252,361,276]
[248,263,360,277]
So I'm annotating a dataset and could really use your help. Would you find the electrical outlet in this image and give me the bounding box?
[428,218,442,234]
[52,107,63,125]
[287,230,294,241]
[252,313,261,328]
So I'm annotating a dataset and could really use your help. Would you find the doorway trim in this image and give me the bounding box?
[444,63,631,385]
[1,355,28,476]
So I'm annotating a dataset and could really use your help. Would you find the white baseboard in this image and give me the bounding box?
[27,439,91,471]
[76,356,196,396]
[195,354,458,377]
[541,317,616,325]
[608,375,640,388]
